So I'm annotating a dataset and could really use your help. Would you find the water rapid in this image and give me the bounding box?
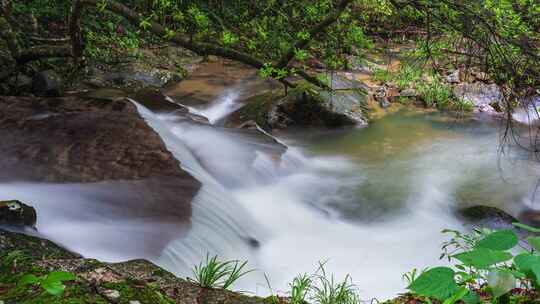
[2,89,539,300]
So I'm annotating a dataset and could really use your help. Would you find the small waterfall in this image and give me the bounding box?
[133,102,263,275]
[133,99,464,299]
[186,88,243,124]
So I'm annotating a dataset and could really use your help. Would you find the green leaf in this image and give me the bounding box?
[487,269,515,297]
[18,274,39,287]
[531,264,540,284]
[442,287,469,304]
[41,280,65,296]
[44,271,76,283]
[514,253,540,273]
[454,248,512,269]
[462,291,480,304]
[512,222,540,233]
[528,236,540,252]
[408,267,458,301]
[475,230,518,251]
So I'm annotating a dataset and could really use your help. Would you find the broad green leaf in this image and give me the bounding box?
[41,280,65,296]
[408,267,458,301]
[442,287,468,304]
[18,274,39,287]
[512,222,540,233]
[462,291,480,304]
[528,236,540,252]
[475,230,518,251]
[45,271,76,283]
[514,253,540,273]
[531,264,540,283]
[487,269,515,297]
[454,248,512,269]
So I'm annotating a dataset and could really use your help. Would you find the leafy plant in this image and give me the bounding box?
[18,271,76,296]
[289,273,312,304]
[190,254,252,290]
[408,225,540,303]
[311,271,359,304]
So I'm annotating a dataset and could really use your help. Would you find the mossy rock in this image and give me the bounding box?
[0,229,267,304]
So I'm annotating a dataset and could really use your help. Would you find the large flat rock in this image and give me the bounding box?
[0,96,201,257]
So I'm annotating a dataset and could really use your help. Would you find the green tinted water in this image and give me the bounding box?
[284,109,540,223]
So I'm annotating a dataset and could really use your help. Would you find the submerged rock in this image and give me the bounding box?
[0,200,37,227]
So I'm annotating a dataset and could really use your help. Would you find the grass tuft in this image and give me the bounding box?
[190,254,253,290]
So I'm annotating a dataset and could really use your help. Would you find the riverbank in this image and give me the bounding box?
[0,228,268,304]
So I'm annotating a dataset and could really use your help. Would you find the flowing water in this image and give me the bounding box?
[2,89,540,300]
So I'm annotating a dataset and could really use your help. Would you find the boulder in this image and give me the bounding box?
[0,200,37,227]
[399,88,417,98]
[32,70,64,97]
[0,96,201,256]
[227,86,369,130]
[456,205,518,229]
[131,86,188,112]
[453,82,503,110]
[267,88,368,129]
[328,72,370,91]
[445,70,461,84]
[70,47,203,91]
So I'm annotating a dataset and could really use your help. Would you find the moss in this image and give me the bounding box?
[102,280,175,304]
[0,230,79,261]
[237,91,283,129]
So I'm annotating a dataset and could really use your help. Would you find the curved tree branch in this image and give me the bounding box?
[71,0,331,89]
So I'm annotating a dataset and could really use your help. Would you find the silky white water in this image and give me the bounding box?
[186,88,243,124]
[135,96,540,299]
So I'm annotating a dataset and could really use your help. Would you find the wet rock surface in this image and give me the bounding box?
[163,60,280,107]
[0,96,194,183]
[457,205,519,229]
[0,95,201,256]
[0,200,37,227]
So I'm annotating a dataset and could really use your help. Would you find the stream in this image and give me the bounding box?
[2,88,540,300]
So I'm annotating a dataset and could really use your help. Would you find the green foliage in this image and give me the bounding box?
[376,63,473,112]
[258,63,290,80]
[475,230,519,251]
[18,271,76,296]
[289,273,312,304]
[408,267,459,301]
[190,254,252,290]
[408,225,540,303]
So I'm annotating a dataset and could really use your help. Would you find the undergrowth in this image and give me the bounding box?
[373,63,473,112]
